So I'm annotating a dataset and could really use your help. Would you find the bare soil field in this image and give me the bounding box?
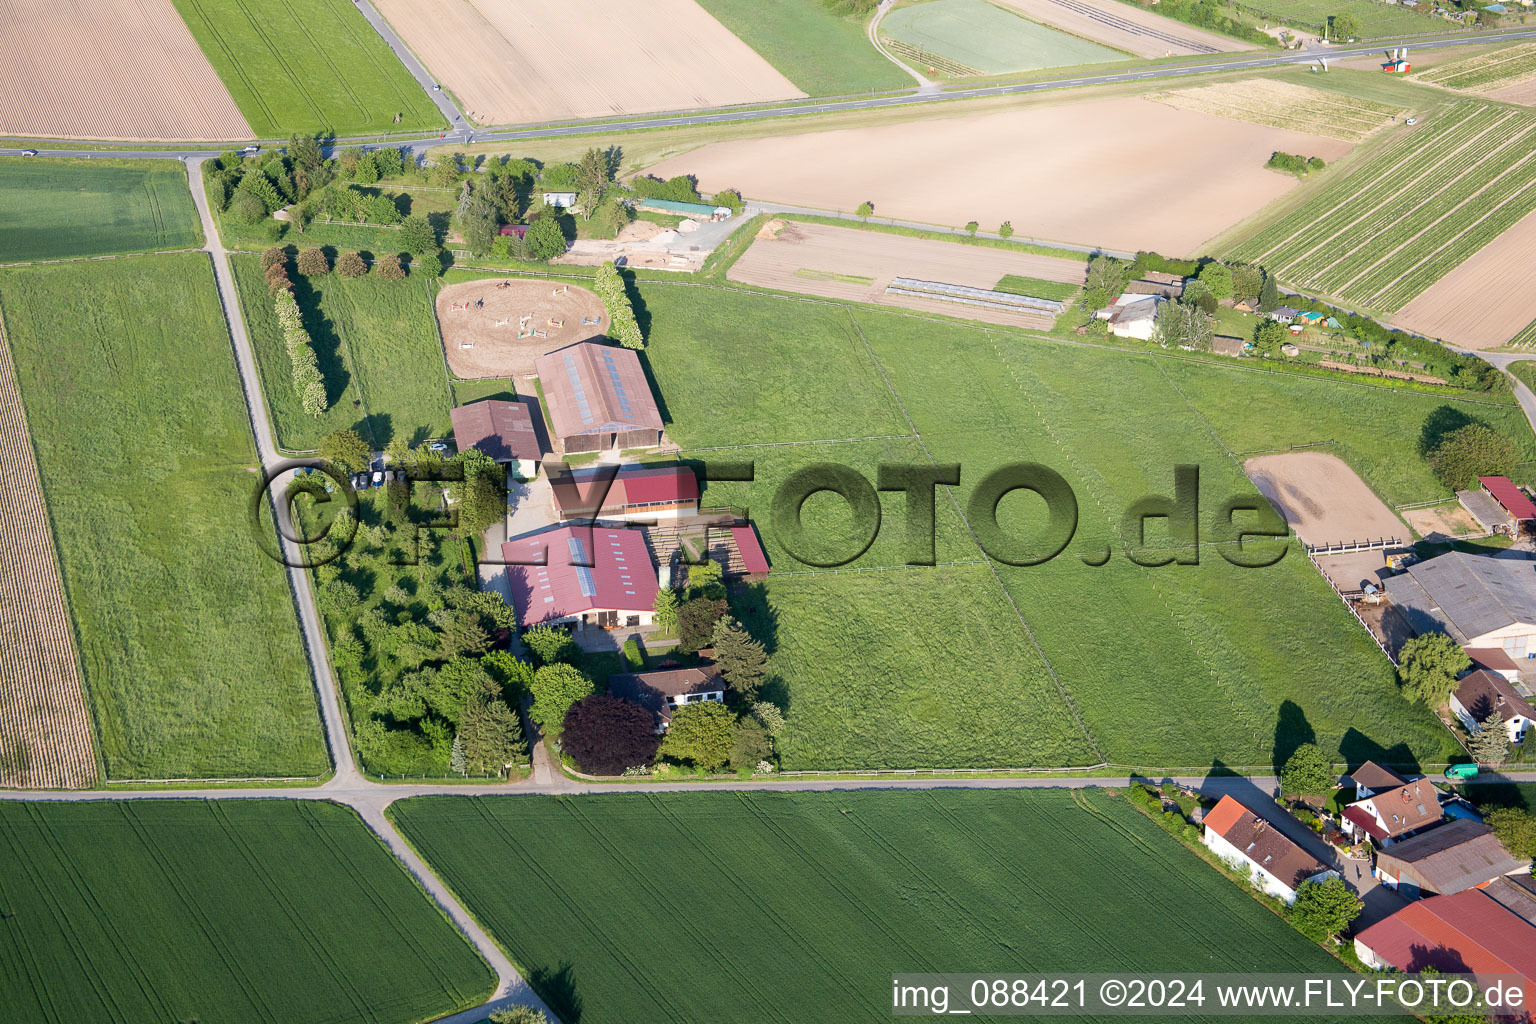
[0,318,95,789]
[0,0,250,141]
[1402,504,1484,542]
[1393,207,1536,349]
[994,0,1244,57]
[1244,452,1407,548]
[438,278,606,380]
[1488,79,1536,105]
[1150,79,1403,142]
[370,0,803,125]
[728,220,1085,329]
[649,97,1354,254]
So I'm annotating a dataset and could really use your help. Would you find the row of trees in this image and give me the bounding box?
[592,261,644,349]
[264,249,327,417]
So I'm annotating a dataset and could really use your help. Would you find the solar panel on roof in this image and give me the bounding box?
[567,535,597,597]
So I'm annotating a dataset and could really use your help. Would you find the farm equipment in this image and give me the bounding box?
[1445,763,1479,781]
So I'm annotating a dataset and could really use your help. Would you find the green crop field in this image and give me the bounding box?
[0,254,324,779]
[1229,103,1536,313]
[0,800,494,1023]
[169,0,445,137]
[994,273,1081,301]
[233,254,452,450]
[638,280,1464,770]
[695,0,914,95]
[1421,42,1536,91]
[0,158,201,263]
[391,790,1366,1024]
[882,0,1124,75]
[1231,0,1470,38]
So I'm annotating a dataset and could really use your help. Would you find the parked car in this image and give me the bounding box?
[428,442,449,453]
[353,473,369,491]
[241,145,261,155]
[372,471,383,486]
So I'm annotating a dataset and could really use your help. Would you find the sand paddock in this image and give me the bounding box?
[1393,207,1536,349]
[648,97,1354,254]
[437,279,606,381]
[371,0,803,126]
[994,0,1244,57]
[1402,504,1485,542]
[1244,452,1407,548]
[0,0,251,141]
[728,220,1086,329]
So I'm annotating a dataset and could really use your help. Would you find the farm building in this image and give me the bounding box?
[1457,488,1514,536]
[533,342,664,454]
[633,198,733,222]
[1484,874,1536,925]
[1451,668,1534,743]
[1469,646,1522,682]
[498,224,528,240]
[502,524,659,631]
[607,666,726,731]
[1355,890,1536,987]
[730,524,771,580]
[1341,774,1444,845]
[549,463,699,521]
[1201,796,1335,903]
[1097,293,1163,340]
[1374,819,1523,898]
[449,400,542,478]
[1213,335,1247,356]
[1479,476,1536,532]
[1384,551,1536,657]
[541,191,578,208]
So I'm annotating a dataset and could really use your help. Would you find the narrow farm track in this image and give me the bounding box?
[0,312,97,790]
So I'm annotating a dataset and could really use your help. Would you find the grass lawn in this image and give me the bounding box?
[883,0,1124,74]
[993,274,1081,302]
[0,158,200,262]
[1509,360,1536,394]
[0,254,324,779]
[391,790,1365,1024]
[169,0,445,137]
[1229,0,1473,37]
[0,800,494,1023]
[695,0,913,96]
[232,254,453,450]
[450,377,517,407]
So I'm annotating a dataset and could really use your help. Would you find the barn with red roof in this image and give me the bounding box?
[1355,888,1536,993]
[502,525,659,631]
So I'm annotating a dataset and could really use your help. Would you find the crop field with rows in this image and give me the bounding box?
[0,158,201,263]
[1151,78,1403,141]
[391,790,1366,1024]
[1420,43,1536,92]
[1229,103,1536,312]
[0,800,495,1023]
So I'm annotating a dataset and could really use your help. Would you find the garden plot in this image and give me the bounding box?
[1150,79,1405,142]
[1243,452,1407,548]
[1393,206,1536,348]
[437,278,606,380]
[727,220,1086,329]
[881,0,1124,76]
[648,96,1353,254]
[1420,43,1536,94]
[995,0,1246,57]
[0,0,250,140]
[370,0,803,125]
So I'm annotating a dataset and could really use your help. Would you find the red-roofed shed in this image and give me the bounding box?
[1480,476,1536,521]
[730,524,770,579]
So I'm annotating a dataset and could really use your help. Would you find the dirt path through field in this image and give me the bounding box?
[0,313,96,789]
[1243,452,1407,548]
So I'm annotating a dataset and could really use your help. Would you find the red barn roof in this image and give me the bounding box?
[550,464,698,516]
[731,524,770,576]
[450,400,542,463]
[1479,476,1536,520]
[502,525,658,627]
[1357,889,1536,987]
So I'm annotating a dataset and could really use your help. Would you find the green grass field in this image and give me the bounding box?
[0,800,494,1023]
[883,0,1124,74]
[695,0,914,95]
[638,280,1459,770]
[1229,102,1536,314]
[391,790,1364,1024]
[232,254,453,450]
[0,159,201,263]
[0,254,325,779]
[1420,42,1536,91]
[169,0,445,137]
[1231,0,1472,37]
[994,273,1081,301]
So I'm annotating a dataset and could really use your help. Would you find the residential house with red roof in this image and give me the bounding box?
[1355,888,1536,997]
[502,525,659,631]
[1201,795,1336,903]
[1341,774,1444,846]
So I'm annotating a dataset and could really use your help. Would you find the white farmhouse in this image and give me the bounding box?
[1451,668,1534,744]
[1202,795,1337,903]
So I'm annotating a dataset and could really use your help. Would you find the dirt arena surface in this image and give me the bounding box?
[437,278,606,381]
[1402,504,1484,542]
[1244,452,1407,548]
[0,319,96,789]
[1313,550,1391,594]
[0,0,250,141]
[370,0,803,126]
[650,97,1353,254]
[728,220,1085,329]
[994,0,1244,57]
[1393,207,1536,348]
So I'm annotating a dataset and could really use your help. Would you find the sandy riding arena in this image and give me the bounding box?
[0,0,251,141]
[0,319,96,789]
[1244,452,1407,549]
[648,97,1353,254]
[729,221,1087,329]
[437,278,606,380]
[1393,207,1536,349]
[994,0,1244,57]
[370,0,803,125]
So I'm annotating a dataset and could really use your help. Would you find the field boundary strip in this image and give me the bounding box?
[0,308,98,790]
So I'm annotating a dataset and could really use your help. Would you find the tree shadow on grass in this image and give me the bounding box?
[1339,727,1421,776]
[291,275,352,410]
[1273,699,1315,776]
[528,962,583,1024]
[1419,405,1485,457]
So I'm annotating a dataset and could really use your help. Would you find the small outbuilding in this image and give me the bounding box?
[1375,819,1523,898]
[450,399,542,479]
[1457,488,1515,535]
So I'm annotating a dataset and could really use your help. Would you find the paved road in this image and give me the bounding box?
[1452,347,1536,437]
[867,0,937,91]
[349,0,465,130]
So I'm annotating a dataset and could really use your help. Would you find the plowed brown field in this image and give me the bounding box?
[0,314,96,789]
[0,0,250,141]
[371,0,803,126]
[1394,207,1536,349]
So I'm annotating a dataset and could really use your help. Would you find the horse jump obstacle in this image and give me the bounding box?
[552,285,568,297]
[581,315,600,325]
[548,318,564,328]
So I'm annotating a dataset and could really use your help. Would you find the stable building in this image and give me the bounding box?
[549,463,699,521]
[1355,889,1536,990]
[1374,819,1523,898]
[502,525,659,631]
[608,666,726,731]
[533,342,664,454]
[1480,475,1536,535]
[1201,796,1336,904]
[1451,668,1535,743]
[1384,551,1536,660]
[449,400,542,479]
